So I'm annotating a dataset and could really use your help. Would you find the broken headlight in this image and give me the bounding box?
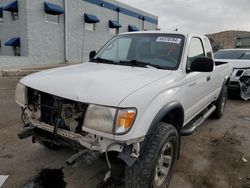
[84,105,116,134]
[15,83,27,107]
[83,105,136,134]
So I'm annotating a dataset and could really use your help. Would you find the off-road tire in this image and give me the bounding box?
[212,85,228,119]
[125,123,179,188]
[228,90,240,99]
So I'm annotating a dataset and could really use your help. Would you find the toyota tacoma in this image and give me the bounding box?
[16,31,232,188]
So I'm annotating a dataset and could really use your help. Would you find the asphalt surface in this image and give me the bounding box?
[0,77,250,188]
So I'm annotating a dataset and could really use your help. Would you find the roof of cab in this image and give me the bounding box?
[119,30,207,39]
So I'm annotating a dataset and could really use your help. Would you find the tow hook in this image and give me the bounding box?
[18,123,35,139]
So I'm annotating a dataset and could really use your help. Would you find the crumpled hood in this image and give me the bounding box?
[215,59,250,69]
[20,62,172,106]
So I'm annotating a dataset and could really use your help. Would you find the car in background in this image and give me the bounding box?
[215,49,250,100]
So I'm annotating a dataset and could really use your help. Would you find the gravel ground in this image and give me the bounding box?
[0,77,250,188]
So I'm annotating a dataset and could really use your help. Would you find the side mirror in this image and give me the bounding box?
[189,57,214,73]
[89,51,96,61]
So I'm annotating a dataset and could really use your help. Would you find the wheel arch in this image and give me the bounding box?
[147,101,184,135]
[224,75,230,87]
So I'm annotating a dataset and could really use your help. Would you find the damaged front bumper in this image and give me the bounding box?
[19,119,143,166]
[229,68,250,100]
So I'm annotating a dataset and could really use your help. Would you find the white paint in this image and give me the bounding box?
[20,62,172,107]
[0,175,9,187]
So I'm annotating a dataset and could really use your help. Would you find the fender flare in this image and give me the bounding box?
[146,101,184,135]
[223,75,230,87]
[144,101,184,160]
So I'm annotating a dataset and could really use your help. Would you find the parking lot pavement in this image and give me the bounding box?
[0,77,250,188]
[0,77,20,125]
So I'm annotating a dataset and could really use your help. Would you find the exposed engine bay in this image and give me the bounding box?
[25,88,88,134]
[230,68,250,100]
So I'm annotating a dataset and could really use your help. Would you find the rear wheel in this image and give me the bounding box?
[228,90,240,99]
[213,85,227,119]
[125,123,179,188]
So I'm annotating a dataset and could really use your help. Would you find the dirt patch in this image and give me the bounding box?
[176,129,247,188]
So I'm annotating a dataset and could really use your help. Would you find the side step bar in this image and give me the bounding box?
[181,104,216,136]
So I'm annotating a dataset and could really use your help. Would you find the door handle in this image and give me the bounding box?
[188,82,197,87]
[207,76,211,82]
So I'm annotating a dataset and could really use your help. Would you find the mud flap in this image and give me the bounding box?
[118,145,137,167]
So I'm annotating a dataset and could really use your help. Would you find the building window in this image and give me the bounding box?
[109,28,118,35]
[45,13,59,24]
[108,20,121,35]
[84,13,100,31]
[128,25,139,32]
[44,2,64,24]
[12,12,18,20]
[3,1,18,21]
[85,23,95,31]
[0,8,3,24]
[5,37,20,56]
[14,46,20,56]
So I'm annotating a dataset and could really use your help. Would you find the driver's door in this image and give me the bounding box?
[184,37,211,122]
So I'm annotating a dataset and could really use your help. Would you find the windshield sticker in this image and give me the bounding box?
[156,37,182,44]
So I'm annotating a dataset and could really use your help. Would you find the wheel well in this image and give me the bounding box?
[225,77,230,87]
[160,108,184,132]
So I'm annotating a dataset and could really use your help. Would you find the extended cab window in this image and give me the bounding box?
[203,38,212,58]
[187,38,205,70]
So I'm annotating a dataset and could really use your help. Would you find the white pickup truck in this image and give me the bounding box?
[215,49,250,100]
[16,31,232,188]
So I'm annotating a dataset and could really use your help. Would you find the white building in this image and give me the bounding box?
[0,0,158,68]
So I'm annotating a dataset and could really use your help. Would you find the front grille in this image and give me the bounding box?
[40,92,56,125]
[28,88,88,133]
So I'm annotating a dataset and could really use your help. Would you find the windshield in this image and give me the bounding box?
[215,50,250,60]
[93,34,185,70]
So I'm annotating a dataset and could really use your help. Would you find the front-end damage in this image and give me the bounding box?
[16,85,143,169]
[229,68,250,100]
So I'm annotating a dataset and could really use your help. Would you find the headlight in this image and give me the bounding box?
[84,105,116,134]
[83,105,136,134]
[15,83,27,107]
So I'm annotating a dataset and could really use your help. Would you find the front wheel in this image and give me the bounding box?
[125,123,179,188]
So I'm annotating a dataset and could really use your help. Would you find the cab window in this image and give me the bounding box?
[187,37,205,70]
